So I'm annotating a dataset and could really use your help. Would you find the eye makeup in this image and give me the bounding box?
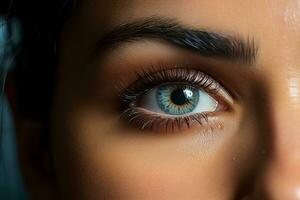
[117,66,233,133]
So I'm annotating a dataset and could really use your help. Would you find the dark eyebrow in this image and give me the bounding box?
[98,17,258,65]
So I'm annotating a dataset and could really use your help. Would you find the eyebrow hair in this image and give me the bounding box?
[98,17,258,64]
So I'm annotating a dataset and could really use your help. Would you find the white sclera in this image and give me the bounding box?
[141,86,218,116]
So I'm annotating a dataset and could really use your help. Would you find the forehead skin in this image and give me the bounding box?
[49,0,300,199]
[60,0,300,145]
[61,0,300,90]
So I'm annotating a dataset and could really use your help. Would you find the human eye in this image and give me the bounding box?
[143,83,217,115]
[119,67,233,133]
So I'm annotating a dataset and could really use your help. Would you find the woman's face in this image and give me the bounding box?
[21,0,300,199]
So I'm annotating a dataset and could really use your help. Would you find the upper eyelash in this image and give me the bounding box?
[116,66,230,133]
[118,67,222,104]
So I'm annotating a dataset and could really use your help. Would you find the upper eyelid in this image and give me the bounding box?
[116,66,234,133]
[118,67,233,105]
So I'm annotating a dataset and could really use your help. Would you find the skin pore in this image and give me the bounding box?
[15,0,300,199]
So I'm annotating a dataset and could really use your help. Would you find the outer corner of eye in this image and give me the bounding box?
[119,68,235,133]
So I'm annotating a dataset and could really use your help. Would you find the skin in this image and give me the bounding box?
[13,0,300,199]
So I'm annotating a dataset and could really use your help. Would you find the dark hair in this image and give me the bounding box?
[1,1,75,198]
[2,0,75,121]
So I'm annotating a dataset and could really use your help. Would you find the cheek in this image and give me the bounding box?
[52,106,260,200]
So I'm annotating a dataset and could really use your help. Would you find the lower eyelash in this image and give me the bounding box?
[121,107,220,133]
[117,66,229,133]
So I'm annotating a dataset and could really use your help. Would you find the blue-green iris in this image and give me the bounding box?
[156,84,199,115]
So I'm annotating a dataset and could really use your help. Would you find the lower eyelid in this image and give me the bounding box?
[118,67,233,133]
[121,106,224,133]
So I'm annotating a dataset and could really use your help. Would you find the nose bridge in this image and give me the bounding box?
[257,111,300,199]
[271,104,300,177]
[246,1,300,197]
[270,66,300,164]
[255,67,300,199]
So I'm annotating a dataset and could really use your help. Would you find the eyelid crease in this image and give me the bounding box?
[118,67,233,105]
[116,67,233,133]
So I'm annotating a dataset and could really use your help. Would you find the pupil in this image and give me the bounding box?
[170,88,192,106]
